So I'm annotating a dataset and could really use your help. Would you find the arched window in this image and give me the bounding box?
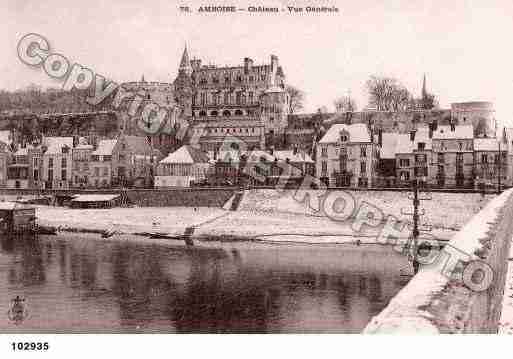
[235,109,243,116]
[223,110,231,117]
[199,111,207,117]
[210,110,218,117]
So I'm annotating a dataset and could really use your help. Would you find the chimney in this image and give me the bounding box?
[244,57,253,74]
[378,129,383,147]
[270,54,279,71]
[410,130,416,142]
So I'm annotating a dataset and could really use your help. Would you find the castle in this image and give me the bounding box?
[173,46,290,153]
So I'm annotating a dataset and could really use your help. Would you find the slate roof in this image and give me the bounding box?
[319,123,371,144]
[160,145,209,164]
[124,136,152,155]
[432,124,474,140]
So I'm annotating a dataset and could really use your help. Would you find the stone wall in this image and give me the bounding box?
[364,188,513,334]
[0,188,235,208]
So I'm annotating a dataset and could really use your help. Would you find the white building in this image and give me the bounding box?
[155,145,210,187]
[90,139,116,188]
[316,123,378,187]
[41,137,74,189]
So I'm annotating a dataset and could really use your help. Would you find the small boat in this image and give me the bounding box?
[35,225,57,235]
[101,229,117,238]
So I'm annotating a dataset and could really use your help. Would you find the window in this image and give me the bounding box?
[49,158,53,168]
[224,92,230,104]
[235,109,243,116]
[482,154,488,163]
[103,167,108,176]
[222,110,231,117]
[456,153,463,163]
[360,145,366,157]
[418,142,425,151]
[400,171,410,181]
[438,153,444,164]
[248,92,254,104]
[211,110,218,117]
[61,169,67,180]
[340,135,348,142]
[415,154,426,163]
[321,161,327,176]
[236,91,242,105]
[399,158,410,167]
[321,147,327,157]
[360,161,366,173]
[200,93,207,106]
[61,157,67,168]
[224,76,230,83]
[94,167,99,176]
[48,169,53,180]
[199,110,207,117]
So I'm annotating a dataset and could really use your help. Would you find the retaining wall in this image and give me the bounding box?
[0,188,235,208]
[364,188,513,334]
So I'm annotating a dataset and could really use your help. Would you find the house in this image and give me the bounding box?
[7,144,43,189]
[377,131,399,187]
[395,126,433,187]
[473,137,507,189]
[155,145,210,187]
[431,124,474,188]
[90,139,116,188]
[72,137,94,188]
[41,137,74,189]
[112,135,156,188]
[316,123,378,187]
[240,148,315,186]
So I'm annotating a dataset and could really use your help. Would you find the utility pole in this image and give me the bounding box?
[401,177,432,275]
[411,179,420,274]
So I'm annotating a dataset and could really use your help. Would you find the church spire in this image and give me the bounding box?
[422,73,427,98]
[179,44,191,74]
[141,74,146,82]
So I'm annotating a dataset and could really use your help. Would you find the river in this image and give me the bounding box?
[0,234,411,333]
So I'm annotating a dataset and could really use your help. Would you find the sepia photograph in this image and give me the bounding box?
[1,0,513,356]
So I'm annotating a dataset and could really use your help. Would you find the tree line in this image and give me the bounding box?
[286,74,438,115]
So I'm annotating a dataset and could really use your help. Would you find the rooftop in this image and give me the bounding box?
[319,123,371,144]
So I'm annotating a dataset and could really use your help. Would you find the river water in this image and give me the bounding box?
[0,234,411,333]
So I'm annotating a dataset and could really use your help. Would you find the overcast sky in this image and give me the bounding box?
[2,0,513,125]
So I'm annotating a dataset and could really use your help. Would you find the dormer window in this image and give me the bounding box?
[340,135,348,142]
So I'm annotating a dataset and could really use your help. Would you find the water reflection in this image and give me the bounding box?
[0,235,410,333]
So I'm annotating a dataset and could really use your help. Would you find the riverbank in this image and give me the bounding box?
[33,189,492,244]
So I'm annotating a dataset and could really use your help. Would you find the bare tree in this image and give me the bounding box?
[285,85,304,114]
[334,95,357,112]
[366,75,413,111]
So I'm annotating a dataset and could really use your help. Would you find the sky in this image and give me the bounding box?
[2,0,513,126]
